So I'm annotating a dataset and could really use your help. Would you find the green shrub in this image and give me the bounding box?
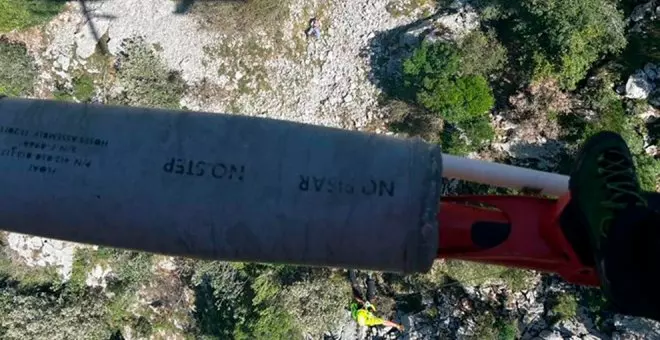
[0,39,36,96]
[114,39,186,109]
[191,262,250,338]
[190,263,303,340]
[480,0,626,89]
[0,286,112,339]
[72,73,95,102]
[459,116,495,149]
[458,29,508,77]
[417,74,494,124]
[403,42,494,122]
[403,42,460,95]
[476,316,519,340]
[496,318,519,340]
[440,127,471,156]
[402,42,495,150]
[550,293,578,322]
[280,270,351,337]
[232,265,301,340]
[0,0,65,33]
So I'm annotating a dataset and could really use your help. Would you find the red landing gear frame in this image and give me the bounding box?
[436,195,599,286]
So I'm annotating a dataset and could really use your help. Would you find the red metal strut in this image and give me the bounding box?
[436,195,599,286]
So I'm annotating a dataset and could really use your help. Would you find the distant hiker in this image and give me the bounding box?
[306,18,322,39]
[348,270,404,331]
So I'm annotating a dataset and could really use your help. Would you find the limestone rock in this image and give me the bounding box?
[625,70,655,99]
[6,232,82,280]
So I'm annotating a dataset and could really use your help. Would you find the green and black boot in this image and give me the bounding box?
[569,131,648,302]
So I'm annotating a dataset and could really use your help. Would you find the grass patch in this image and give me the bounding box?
[208,40,273,96]
[0,38,37,96]
[442,260,535,291]
[113,38,186,109]
[496,318,519,340]
[51,36,115,103]
[0,0,65,33]
[190,0,292,33]
[471,314,519,340]
[72,73,95,102]
[0,256,60,291]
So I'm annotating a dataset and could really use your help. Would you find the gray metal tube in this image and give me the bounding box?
[0,98,441,274]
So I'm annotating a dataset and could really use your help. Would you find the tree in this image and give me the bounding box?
[508,0,627,89]
[401,42,496,153]
[403,42,460,96]
[403,42,495,123]
[417,74,494,124]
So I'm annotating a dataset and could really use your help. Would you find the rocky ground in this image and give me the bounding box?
[2,0,660,339]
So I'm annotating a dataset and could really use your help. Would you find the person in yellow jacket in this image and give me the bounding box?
[350,297,404,330]
[349,270,404,331]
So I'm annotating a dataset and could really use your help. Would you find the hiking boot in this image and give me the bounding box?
[569,131,647,292]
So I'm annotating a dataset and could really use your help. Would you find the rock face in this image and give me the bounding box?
[85,264,114,289]
[625,69,656,99]
[425,5,479,43]
[613,315,660,339]
[5,232,81,280]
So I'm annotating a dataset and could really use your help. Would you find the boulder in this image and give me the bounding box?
[625,70,655,99]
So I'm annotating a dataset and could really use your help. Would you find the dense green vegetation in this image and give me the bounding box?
[0,39,36,97]
[0,0,65,33]
[491,0,627,90]
[389,40,498,154]
[190,262,351,339]
[386,0,660,188]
